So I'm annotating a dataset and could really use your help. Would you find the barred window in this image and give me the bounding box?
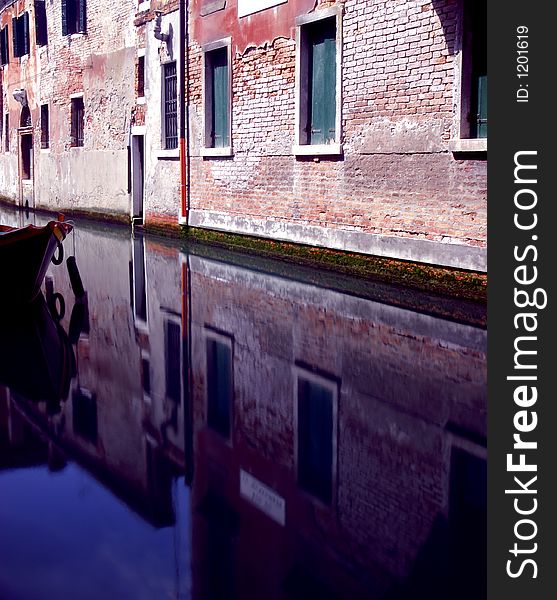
[163,62,177,149]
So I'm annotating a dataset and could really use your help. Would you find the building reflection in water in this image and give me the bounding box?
[0,209,486,599]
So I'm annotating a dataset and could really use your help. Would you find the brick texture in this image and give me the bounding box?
[187,0,487,249]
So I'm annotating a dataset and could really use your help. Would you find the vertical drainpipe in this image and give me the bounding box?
[179,0,188,222]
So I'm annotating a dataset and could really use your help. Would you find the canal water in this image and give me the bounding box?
[0,206,486,600]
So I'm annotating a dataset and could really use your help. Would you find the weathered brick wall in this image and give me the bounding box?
[188,0,487,261]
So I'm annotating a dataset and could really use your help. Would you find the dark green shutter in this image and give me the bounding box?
[35,2,48,46]
[78,0,86,33]
[61,0,68,36]
[309,18,336,145]
[469,0,486,139]
[474,74,487,138]
[211,48,228,148]
[23,13,30,55]
[0,28,8,65]
[12,17,18,58]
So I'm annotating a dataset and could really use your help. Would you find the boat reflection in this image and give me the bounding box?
[0,214,486,599]
[0,290,75,410]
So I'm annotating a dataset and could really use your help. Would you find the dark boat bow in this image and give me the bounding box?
[0,220,73,306]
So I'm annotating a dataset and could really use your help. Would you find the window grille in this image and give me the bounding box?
[163,62,178,150]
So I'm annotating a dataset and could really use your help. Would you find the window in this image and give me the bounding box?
[142,356,151,397]
[20,105,31,127]
[295,368,338,504]
[295,9,342,155]
[41,104,49,149]
[163,61,178,149]
[450,0,486,151]
[0,27,9,65]
[137,54,145,99]
[72,388,97,444]
[62,0,86,36]
[4,114,9,152]
[21,134,33,180]
[35,1,48,47]
[70,96,84,147]
[132,234,147,325]
[206,331,233,439]
[12,13,30,58]
[464,0,487,138]
[202,40,231,154]
[165,319,181,403]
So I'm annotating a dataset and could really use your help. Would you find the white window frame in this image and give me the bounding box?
[201,37,233,157]
[160,59,179,154]
[204,327,234,443]
[293,365,339,506]
[293,7,343,157]
[448,0,487,153]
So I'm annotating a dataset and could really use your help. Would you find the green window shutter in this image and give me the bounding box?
[35,2,48,47]
[61,0,68,36]
[78,0,87,34]
[211,47,229,148]
[0,28,7,65]
[12,17,19,58]
[309,18,336,145]
[23,13,30,55]
[476,75,487,138]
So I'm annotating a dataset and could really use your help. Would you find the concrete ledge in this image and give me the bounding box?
[200,146,234,158]
[156,148,180,159]
[448,138,487,153]
[188,210,487,272]
[292,143,342,156]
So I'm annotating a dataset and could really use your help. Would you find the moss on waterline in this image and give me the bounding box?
[180,226,486,304]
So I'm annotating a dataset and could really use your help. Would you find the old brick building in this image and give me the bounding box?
[0,0,487,271]
[0,0,137,215]
[185,0,486,271]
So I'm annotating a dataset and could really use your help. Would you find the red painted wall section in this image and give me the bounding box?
[191,0,317,50]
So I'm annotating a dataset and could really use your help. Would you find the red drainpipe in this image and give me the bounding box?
[179,0,188,222]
